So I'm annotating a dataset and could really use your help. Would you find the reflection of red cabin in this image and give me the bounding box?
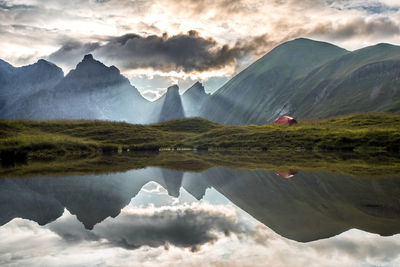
[274,116,298,125]
[275,170,298,179]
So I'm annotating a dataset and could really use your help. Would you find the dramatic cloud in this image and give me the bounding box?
[47,31,250,74]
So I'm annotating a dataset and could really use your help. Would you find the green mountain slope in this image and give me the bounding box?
[200,38,349,124]
[291,43,400,118]
[200,38,400,124]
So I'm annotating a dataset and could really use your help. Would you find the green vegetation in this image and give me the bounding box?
[0,113,399,178]
[1,113,400,161]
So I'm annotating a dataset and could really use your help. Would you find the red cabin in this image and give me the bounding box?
[274,116,298,125]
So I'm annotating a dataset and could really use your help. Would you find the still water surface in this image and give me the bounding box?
[1,163,400,266]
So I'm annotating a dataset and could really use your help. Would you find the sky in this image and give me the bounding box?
[1,182,399,267]
[1,0,400,99]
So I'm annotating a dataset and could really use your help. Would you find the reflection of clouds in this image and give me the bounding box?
[48,204,247,251]
[141,182,167,194]
[242,225,400,267]
[308,230,400,263]
[128,181,185,208]
[0,211,399,266]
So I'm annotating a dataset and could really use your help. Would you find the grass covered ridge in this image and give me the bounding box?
[1,113,400,161]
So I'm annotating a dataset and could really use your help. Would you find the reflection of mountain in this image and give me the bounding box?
[1,167,400,242]
[203,168,400,242]
[0,179,64,226]
[0,168,188,229]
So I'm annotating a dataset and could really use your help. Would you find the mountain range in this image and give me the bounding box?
[1,38,400,124]
[0,54,208,123]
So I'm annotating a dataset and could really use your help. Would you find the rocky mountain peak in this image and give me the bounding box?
[183,81,207,96]
[181,82,209,118]
[31,59,64,77]
[37,59,50,65]
[167,84,179,93]
[66,54,122,81]
[83,54,94,61]
[158,85,185,122]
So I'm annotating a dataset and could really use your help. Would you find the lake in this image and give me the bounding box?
[1,152,400,266]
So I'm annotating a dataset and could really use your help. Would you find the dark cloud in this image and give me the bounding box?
[0,1,36,10]
[48,206,247,251]
[327,0,400,14]
[96,30,249,72]
[310,16,400,40]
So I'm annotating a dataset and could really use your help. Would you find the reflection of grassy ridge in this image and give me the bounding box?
[1,151,400,178]
[147,151,400,177]
[0,152,155,178]
[1,113,400,161]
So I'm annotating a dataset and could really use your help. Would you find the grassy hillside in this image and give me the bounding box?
[200,38,348,125]
[292,44,400,118]
[200,39,400,125]
[0,113,399,162]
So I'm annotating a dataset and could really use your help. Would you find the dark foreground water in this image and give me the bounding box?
[1,164,400,266]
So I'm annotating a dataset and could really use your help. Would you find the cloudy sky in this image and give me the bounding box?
[1,0,400,98]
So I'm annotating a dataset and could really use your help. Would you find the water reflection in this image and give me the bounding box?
[274,170,298,178]
[1,167,399,244]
